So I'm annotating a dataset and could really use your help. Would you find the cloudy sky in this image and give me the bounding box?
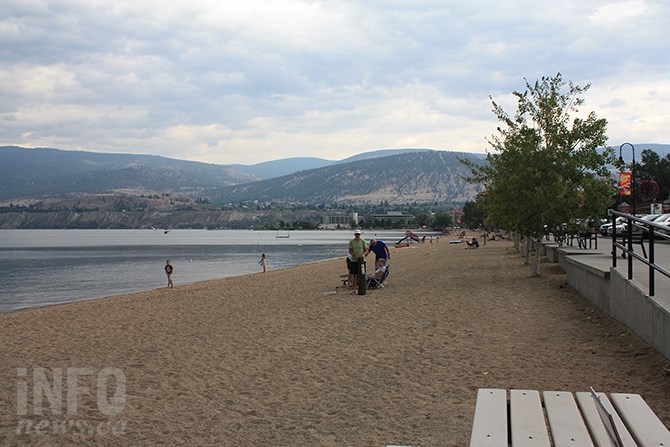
[1,0,668,165]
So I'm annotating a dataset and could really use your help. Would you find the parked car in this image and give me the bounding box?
[600,217,626,236]
[651,213,670,225]
[601,214,669,237]
[648,213,670,237]
[628,214,663,237]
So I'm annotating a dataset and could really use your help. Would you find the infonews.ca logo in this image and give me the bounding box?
[16,367,127,436]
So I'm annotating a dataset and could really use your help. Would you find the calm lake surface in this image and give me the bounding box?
[0,229,420,313]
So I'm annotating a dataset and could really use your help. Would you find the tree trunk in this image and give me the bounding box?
[524,236,531,265]
[531,238,542,276]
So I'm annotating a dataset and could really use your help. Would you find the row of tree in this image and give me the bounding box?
[462,73,614,275]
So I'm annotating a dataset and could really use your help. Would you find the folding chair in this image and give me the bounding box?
[367,264,390,289]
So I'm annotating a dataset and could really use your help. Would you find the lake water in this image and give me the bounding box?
[0,229,420,313]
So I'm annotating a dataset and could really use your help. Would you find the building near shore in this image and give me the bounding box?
[368,211,414,226]
[320,212,359,230]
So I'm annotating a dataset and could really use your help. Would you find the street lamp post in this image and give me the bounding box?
[619,142,636,216]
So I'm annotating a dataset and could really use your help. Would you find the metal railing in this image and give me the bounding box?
[610,210,670,296]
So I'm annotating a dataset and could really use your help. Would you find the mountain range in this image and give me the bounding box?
[2,144,668,207]
[0,146,484,205]
[209,150,483,204]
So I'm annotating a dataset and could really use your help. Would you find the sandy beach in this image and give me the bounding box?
[1,236,669,446]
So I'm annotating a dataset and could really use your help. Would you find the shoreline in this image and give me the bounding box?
[0,228,433,314]
[1,237,668,446]
[0,254,347,316]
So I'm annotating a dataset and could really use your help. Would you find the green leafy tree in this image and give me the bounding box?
[464,73,615,275]
[411,212,433,229]
[637,149,670,203]
[462,200,486,229]
[432,211,454,230]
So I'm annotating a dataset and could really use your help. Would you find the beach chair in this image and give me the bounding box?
[367,265,390,289]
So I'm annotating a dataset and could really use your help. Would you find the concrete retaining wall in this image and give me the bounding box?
[564,256,611,314]
[610,270,670,359]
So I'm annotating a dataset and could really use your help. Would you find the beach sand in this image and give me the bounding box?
[1,236,669,446]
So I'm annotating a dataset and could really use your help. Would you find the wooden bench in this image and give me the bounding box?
[469,388,670,446]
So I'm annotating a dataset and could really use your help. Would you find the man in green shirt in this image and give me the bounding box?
[348,229,367,289]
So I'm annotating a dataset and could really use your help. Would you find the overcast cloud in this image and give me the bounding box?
[1,0,668,164]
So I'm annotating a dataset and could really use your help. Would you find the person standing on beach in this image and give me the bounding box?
[345,252,356,288]
[258,253,267,273]
[165,260,174,288]
[348,229,367,289]
[367,238,390,268]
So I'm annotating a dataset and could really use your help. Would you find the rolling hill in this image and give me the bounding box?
[0,146,260,201]
[0,146,485,205]
[203,151,485,205]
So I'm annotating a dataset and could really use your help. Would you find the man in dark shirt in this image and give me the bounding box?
[367,239,390,268]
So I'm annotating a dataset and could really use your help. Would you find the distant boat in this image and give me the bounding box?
[275,230,290,238]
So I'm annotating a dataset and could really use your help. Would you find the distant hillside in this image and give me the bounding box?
[204,151,486,205]
[0,146,259,200]
[0,146,485,204]
[229,157,335,179]
[339,148,437,163]
[228,148,440,179]
[6,144,667,206]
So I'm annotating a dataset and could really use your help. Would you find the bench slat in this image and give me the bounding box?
[469,388,508,447]
[575,392,637,447]
[510,390,551,447]
[542,391,595,447]
[610,393,670,447]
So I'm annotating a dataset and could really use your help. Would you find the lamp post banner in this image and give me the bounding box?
[619,171,632,196]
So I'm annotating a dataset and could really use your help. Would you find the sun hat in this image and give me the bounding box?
[354,229,361,235]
